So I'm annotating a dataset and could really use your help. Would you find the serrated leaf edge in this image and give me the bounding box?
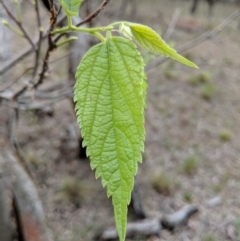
[74,37,147,241]
[129,23,198,69]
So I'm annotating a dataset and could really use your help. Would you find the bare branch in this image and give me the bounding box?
[101,218,161,240]
[31,1,59,89]
[101,205,198,240]
[146,9,240,71]
[76,0,111,27]
[0,0,35,50]
[0,178,13,241]
[161,205,198,230]
[164,8,182,41]
[7,95,72,111]
[0,14,66,75]
[32,0,43,78]
[0,150,53,241]
[12,3,60,99]
[0,68,31,92]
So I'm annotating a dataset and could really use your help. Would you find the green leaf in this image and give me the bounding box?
[59,0,82,16]
[74,37,146,241]
[129,23,198,68]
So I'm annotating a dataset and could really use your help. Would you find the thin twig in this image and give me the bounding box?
[6,108,34,178]
[177,9,240,51]
[0,41,38,76]
[32,0,43,78]
[8,0,110,99]
[0,68,31,92]
[53,0,111,44]
[146,9,240,71]
[12,2,60,99]
[5,89,73,110]
[76,0,111,27]
[49,51,72,63]
[0,14,66,75]
[164,8,182,41]
[33,0,58,89]
[0,0,110,76]
[85,0,92,27]
[7,109,17,146]
[0,0,35,50]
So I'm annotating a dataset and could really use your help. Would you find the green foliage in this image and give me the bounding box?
[212,171,230,193]
[212,183,223,193]
[188,72,211,85]
[235,218,240,239]
[59,0,82,16]
[74,37,146,241]
[129,24,198,68]
[200,82,216,100]
[181,155,198,175]
[223,57,233,66]
[182,190,193,203]
[54,177,84,206]
[163,70,177,80]
[27,152,46,167]
[151,171,176,195]
[57,5,197,239]
[202,233,218,241]
[218,129,232,142]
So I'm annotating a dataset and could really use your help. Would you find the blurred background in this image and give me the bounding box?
[0,0,240,240]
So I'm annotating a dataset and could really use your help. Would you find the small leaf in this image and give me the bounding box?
[74,37,146,241]
[129,23,198,68]
[119,23,133,40]
[59,0,82,16]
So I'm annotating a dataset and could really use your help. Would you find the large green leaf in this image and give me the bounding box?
[74,37,146,241]
[129,23,198,68]
[59,0,82,16]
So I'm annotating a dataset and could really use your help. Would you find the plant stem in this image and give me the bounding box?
[52,25,113,35]
[2,20,24,37]
[57,36,78,47]
[14,0,22,23]
[108,21,130,28]
[106,29,112,39]
[67,15,72,28]
[92,32,105,42]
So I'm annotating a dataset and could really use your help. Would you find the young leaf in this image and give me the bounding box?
[129,23,198,68]
[59,0,82,16]
[74,37,146,241]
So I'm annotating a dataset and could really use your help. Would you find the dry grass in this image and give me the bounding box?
[218,129,232,142]
[150,171,177,195]
[181,155,199,175]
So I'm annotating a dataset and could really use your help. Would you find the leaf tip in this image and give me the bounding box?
[193,64,199,69]
[188,61,199,69]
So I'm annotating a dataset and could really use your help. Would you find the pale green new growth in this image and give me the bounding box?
[58,4,197,240]
[129,23,198,68]
[74,37,146,241]
[59,0,82,16]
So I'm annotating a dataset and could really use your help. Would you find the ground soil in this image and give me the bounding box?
[1,0,240,240]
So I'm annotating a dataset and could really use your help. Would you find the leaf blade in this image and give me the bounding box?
[59,0,82,16]
[129,23,198,68]
[74,37,146,241]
